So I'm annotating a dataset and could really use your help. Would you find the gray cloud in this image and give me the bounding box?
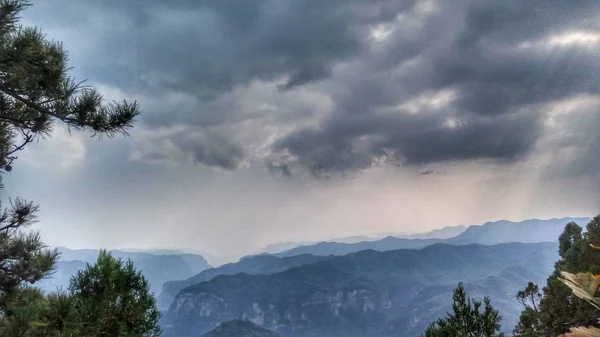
[538,96,600,178]
[130,127,247,170]
[273,107,542,174]
[271,0,600,174]
[23,0,600,176]
[188,133,246,170]
[34,0,413,96]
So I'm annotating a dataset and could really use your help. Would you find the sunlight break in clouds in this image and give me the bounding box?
[548,31,600,46]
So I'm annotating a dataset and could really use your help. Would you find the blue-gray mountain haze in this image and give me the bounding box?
[39,217,589,336]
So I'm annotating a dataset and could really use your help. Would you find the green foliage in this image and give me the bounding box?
[68,251,162,337]
[0,0,139,171]
[517,282,542,311]
[0,0,139,311]
[423,283,504,337]
[0,1,146,336]
[0,197,58,309]
[0,252,162,337]
[0,286,48,336]
[513,282,544,337]
[514,216,600,336]
[0,286,79,337]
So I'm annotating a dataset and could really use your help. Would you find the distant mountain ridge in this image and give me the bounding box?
[444,217,589,245]
[162,242,559,337]
[38,248,211,295]
[114,247,234,268]
[255,225,467,255]
[402,224,467,239]
[274,236,440,258]
[274,217,590,258]
[157,217,587,317]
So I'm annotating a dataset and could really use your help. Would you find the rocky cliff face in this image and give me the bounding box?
[163,263,392,336]
[170,289,391,335]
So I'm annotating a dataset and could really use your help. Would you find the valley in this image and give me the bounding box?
[38,217,588,336]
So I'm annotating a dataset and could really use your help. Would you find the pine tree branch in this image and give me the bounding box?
[0,84,77,124]
[5,129,32,156]
[0,83,139,138]
[0,222,18,232]
[0,114,29,128]
[0,198,38,233]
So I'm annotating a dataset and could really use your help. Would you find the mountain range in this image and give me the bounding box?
[158,221,496,312]
[256,225,467,255]
[274,217,589,258]
[162,242,559,337]
[40,217,591,336]
[401,224,467,240]
[158,254,332,311]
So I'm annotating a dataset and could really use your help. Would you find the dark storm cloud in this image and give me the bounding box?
[23,0,416,171]
[25,0,600,174]
[30,0,415,98]
[271,0,600,173]
[273,107,541,174]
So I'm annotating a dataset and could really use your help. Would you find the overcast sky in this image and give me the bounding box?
[2,0,599,258]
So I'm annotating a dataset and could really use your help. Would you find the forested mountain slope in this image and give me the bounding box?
[162,242,558,337]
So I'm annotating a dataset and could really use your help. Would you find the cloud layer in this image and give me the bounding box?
[24,0,600,176]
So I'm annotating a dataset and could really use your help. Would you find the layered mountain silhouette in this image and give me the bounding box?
[42,217,589,336]
[401,224,466,239]
[256,225,467,255]
[157,224,472,311]
[274,217,589,258]
[162,242,559,337]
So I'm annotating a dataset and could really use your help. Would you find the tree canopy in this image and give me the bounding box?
[0,252,162,337]
[0,1,155,336]
[423,282,504,337]
[514,216,600,337]
[0,0,140,308]
[67,251,162,337]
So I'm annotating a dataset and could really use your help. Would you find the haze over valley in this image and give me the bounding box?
[37,217,593,336]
